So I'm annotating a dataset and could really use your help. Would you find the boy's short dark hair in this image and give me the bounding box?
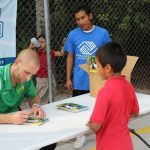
[73,4,92,16]
[95,42,127,73]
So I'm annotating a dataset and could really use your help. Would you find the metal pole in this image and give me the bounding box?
[43,0,53,103]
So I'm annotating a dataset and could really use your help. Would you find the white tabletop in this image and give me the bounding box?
[0,93,150,150]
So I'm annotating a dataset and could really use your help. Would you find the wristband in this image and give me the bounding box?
[32,104,40,108]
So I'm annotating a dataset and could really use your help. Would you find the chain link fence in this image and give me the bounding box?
[17,0,150,101]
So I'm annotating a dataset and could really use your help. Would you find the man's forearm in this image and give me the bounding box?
[0,114,13,124]
[28,96,41,107]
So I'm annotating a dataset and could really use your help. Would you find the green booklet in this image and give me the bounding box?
[56,103,88,113]
[27,116,49,126]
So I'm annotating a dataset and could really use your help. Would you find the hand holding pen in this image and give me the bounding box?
[10,106,29,125]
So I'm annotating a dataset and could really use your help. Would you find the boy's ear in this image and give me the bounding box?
[105,64,112,72]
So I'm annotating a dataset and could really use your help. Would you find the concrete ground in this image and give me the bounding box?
[56,113,150,150]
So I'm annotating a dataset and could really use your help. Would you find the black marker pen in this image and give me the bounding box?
[16,106,22,111]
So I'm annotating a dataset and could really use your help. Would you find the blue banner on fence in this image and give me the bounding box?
[0,0,17,66]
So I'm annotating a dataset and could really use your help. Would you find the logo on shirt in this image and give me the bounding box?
[78,41,97,55]
[18,85,24,94]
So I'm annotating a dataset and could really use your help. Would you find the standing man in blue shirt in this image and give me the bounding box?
[64,4,111,149]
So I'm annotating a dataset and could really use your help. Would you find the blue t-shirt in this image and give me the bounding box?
[64,26,111,90]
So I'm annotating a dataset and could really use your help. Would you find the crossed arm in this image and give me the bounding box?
[87,112,139,133]
[87,121,101,133]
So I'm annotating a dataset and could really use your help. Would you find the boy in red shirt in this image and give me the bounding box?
[87,42,139,150]
[36,34,65,104]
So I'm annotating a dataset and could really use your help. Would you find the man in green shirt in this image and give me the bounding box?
[0,49,45,124]
[0,49,57,150]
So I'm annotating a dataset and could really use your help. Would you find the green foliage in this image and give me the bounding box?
[97,14,109,22]
[119,15,131,30]
[141,0,150,2]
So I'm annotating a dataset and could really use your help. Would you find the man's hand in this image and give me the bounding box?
[30,104,45,118]
[65,79,73,92]
[12,111,29,124]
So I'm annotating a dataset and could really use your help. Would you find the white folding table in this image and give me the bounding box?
[0,93,150,150]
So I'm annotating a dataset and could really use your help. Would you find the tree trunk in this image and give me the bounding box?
[35,0,45,36]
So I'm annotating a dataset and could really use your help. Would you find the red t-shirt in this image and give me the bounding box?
[36,49,55,78]
[90,76,139,150]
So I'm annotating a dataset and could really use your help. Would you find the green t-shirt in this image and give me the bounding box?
[0,64,36,113]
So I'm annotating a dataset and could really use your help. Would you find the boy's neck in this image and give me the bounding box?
[107,72,121,79]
